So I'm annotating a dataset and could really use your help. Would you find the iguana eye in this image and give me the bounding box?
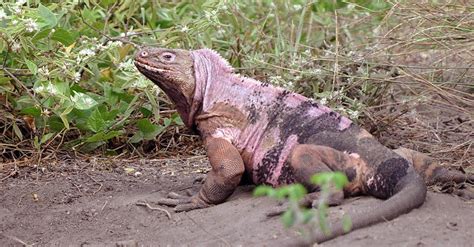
[161,52,175,62]
[140,51,148,57]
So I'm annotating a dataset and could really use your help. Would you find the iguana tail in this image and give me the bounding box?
[394,147,474,185]
[313,169,427,243]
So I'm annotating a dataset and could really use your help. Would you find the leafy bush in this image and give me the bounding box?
[2,0,470,160]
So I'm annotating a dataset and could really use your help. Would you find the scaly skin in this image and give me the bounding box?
[134,47,473,243]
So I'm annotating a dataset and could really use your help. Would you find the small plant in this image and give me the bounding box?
[254,171,352,241]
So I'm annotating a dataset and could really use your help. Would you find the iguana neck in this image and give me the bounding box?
[187,49,235,127]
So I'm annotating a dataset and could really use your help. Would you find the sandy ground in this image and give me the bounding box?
[0,158,472,247]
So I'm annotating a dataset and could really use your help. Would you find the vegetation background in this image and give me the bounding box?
[1,0,472,175]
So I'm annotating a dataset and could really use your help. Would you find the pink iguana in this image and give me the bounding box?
[134,47,473,243]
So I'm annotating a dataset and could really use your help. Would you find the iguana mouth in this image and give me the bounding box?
[134,61,170,73]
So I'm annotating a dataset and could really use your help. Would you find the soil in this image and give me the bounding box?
[1,157,473,247]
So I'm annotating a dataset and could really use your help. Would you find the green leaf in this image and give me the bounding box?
[172,112,184,125]
[40,133,55,145]
[275,186,290,200]
[301,209,314,224]
[163,118,172,127]
[86,130,122,142]
[38,4,58,28]
[12,123,23,141]
[51,28,75,46]
[21,107,41,117]
[311,171,348,189]
[34,136,40,150]
[48,116,65,132]
[342,214,352,233]
[281,210,295,228]
[71,92,98,110]
[287,184,307,201]
[332,172,349,189]
[87,108,107,133]
[253,185,273,197]
[137,118,164,140]
[60,105,74,129]
[80,141,106,152]
[129,131,144,143]
[24,59,38,75]
[140,106,153,118]
[32,29,52,43]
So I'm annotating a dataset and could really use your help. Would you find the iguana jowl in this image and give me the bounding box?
[134,47,473,243]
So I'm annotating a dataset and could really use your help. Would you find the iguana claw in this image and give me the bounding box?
[155,192,211,212]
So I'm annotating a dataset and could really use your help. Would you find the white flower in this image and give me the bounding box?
[118,59,135,72]
[180,25,189,33]
[11,42,21,52]
[47,83,58,95]
[38,66,50,77]
[16,0,27,5]
[293,4,302,11]
[73,72,81,82]
[35,83,58,95]
[34,85,46,94]
[348,110,359,119]
[0,9,7,20]
[13,6,21,14]
[78,48,95,56]
[204,11,212,20]
[12,19,18,25]
[107,40,123,48]
[320,97,328,105]
[25,18,40,33]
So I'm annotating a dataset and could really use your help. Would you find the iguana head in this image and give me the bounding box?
[134,48,196,126]
[135,47,234,127]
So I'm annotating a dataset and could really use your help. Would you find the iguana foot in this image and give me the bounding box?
[155,192,211,212]
[266,190,344,217]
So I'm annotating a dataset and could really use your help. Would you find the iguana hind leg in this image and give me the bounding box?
[266,145,351,217]
[289,144,366,196]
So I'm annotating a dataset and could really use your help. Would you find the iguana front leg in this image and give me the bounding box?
[156,137,245,212]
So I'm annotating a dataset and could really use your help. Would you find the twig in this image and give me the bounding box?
[0,233,32,247]
[2,67,41,106]
[0,168,18,181]
[136,201,172,219]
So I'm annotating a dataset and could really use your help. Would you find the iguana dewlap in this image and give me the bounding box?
[134,47,473,243]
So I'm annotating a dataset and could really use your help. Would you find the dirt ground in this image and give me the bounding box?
[1,157,473,247]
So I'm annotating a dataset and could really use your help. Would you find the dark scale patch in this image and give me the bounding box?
[261,82,270,87]
[367,158,409,199]
[303,99,319,108]
[255,144,284,184]
[257,99,349,185]
[246,103,260,124]
[345,167,357,182]
[277,160,296,185]
[279,108,342,144]
[280,90,291,98]
[265,91,291,129]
